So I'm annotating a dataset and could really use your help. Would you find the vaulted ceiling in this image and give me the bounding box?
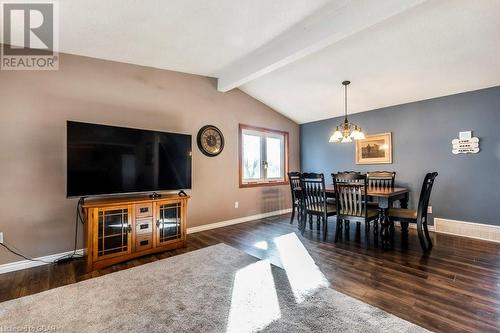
[53,1,500,123]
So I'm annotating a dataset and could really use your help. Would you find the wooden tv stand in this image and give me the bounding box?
[83,193,189,272]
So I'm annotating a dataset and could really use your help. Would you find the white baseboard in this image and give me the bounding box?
[0,209,292,275]
[187,208,292,234]
[393,221,435,232]
[0,249,84,275]
[434,218,500,243]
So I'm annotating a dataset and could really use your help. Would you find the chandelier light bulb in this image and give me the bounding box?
[356,130,366,140]
[341,136,352,143]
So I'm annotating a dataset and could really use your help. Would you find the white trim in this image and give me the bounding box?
[0,209,292,274]
[393,221,435,232]
[187,208,292,234]
[0,249,84,275]
[434,218,500,243]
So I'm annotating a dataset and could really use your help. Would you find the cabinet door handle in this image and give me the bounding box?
[156,220,160,227]
[127,224,132,233]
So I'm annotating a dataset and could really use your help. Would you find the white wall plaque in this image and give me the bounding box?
[452,131,480,154]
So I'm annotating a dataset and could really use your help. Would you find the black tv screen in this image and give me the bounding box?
[67,121,192,197]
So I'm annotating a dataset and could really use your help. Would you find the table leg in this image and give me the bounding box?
[380,208,392,249]
[400,193,409,209]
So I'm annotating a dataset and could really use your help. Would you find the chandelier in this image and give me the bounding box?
[329,81,365,143]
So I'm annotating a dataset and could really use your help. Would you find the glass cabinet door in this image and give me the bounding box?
[94,206,132,260]
[155,202,182,245]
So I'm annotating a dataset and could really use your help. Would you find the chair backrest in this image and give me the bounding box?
[367,171,396,191]
[416,172,438,224]
[300,173,327,213]
[331,171,360,184]
[333,173,368,219]
[342,171,361,175]
[287,172,301,201]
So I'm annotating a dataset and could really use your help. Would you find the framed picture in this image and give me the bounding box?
[355,132,392,165]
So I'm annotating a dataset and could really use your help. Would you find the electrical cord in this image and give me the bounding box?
[53,197,85,263]
[0,242,52,264]
[0,197,86,265]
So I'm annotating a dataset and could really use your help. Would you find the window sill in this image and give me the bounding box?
[240,181,289,188]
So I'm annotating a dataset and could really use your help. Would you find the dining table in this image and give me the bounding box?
[323,186,410,249]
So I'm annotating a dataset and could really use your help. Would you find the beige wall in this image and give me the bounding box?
[0,53,299,265]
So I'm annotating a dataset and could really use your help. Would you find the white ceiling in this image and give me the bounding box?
[59,0,331,77]
[240,0,500,123]
[54,0,500,123]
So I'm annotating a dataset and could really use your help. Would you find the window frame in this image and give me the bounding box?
[239,124,289,188]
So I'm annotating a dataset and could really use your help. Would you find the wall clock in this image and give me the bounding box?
[197,125,224,157]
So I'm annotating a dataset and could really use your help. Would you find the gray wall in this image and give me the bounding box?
[300,86,500,226]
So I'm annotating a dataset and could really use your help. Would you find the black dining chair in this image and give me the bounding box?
[367,171,396,191]
[299,173,336,240]
[366,171,396,230]
[333,173,379,243]
[287,172,302,225]
[388,172,438,251]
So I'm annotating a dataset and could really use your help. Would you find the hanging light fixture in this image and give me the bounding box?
[329,81,366,143]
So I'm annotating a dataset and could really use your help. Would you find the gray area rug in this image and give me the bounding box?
[0,243,429,332]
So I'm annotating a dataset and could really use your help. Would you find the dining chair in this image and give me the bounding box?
[287,172,302,225]
[367,171,396,191]
[299,173,336,240]
[333,173,379,243]
[388,172,438,251]
[366,171,396,230]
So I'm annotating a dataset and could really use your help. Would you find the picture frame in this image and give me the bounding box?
[355,132,392,165]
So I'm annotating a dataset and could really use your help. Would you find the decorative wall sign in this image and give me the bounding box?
[452,131,480,154]
[355,132,392,164]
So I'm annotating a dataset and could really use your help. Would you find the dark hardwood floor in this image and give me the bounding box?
[1,214,500,333]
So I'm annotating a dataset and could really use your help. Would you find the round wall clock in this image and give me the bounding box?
[197,125,224,157]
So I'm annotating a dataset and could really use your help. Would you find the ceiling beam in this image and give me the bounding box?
[216,0,428,92]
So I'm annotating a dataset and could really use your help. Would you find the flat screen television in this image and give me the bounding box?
[67,121,192,197]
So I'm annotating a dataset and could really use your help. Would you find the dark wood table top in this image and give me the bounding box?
[324,186,409,198]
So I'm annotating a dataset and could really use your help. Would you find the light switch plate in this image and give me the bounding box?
[0,232,3,244]
[428,206,433,214]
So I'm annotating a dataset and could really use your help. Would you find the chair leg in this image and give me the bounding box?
[316,216,321,231]
[323,215,328,241]
[297,209,303,231]
[398,219,408,249]
[334,219,342,243]
[423,223,433,249]
[400,221,409,235]
[309,215,313,230]
[416,220,428,251]
[290,204,296,224]
[389,219,395,247]
[301,214,307,235]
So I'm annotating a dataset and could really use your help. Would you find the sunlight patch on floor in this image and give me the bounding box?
[273,232,329,303]
[253,240,268,250]
[226,259,281,333]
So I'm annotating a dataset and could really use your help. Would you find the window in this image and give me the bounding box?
[239,124,289,187]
